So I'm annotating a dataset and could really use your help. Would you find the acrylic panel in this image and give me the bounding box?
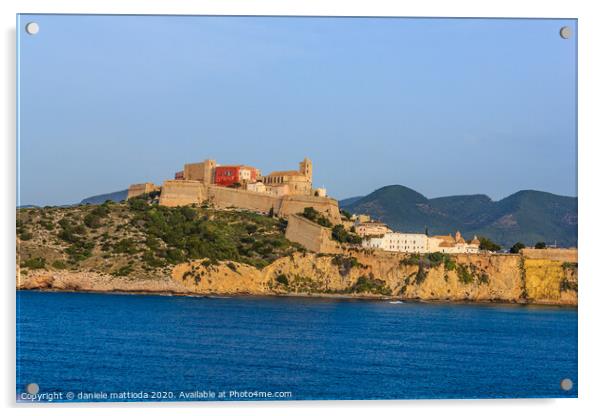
[16,14,578,403]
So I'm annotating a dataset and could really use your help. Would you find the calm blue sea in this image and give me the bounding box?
[16,291,577,402]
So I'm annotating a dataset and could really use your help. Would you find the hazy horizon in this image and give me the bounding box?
[18,15,577,206]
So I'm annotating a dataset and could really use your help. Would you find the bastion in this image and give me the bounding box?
[129,180,342,224]
[127,156,341,224]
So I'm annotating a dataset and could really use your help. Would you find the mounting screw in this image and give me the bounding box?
[25,22,39,35]
[26,383,39,394]
[559,26,571,39]
[560,378,573,391]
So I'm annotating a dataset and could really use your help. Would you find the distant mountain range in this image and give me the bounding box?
[80,189,128,205]
[340,185,577,248]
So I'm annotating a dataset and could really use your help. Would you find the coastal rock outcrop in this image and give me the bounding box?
[169,251,577,305]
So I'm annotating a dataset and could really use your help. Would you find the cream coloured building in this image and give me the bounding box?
[363,230,480,254]
[262,158,313,195]
[267,184,290,197]
[363,232,429,253]
[355,221,391,237]
[429,231,480,254]
[245,182,267,193]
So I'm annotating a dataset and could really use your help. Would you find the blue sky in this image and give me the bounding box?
[17,15,577,206]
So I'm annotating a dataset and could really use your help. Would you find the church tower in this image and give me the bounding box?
[299,157,312,182]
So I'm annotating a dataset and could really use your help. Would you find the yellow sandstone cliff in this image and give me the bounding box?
[167,251,577,305]
[18,251,577,306]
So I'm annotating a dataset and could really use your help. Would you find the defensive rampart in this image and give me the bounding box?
[284,214,341,253]
[206,185,281,214]
[279,195,341,224]
[127,182,160,200]
[158,180,207,207]
[158,181,341,223]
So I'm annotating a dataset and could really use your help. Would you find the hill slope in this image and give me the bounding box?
[345,185,577,247]
[16,201,301,280]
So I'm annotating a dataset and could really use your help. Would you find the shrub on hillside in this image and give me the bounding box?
[478,236,501,252]
[21,257,46,269]
[349,275,391,295]
[300,207,332,228]
[276,274,289,286]
[331,224,362,245]
[457,264,474,284]
[51,260,67,269]
[510,242,526,254]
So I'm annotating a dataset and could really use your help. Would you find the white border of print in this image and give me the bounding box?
[2,1,600,416]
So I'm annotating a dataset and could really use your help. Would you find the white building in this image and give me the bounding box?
[363,232,429,253]
[363,230,480,254]
[246,182,267,193]
[266,184,290,197]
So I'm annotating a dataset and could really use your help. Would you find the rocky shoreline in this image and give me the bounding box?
[17,254,578,306]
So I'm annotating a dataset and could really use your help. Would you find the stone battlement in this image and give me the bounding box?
[284,214,341,253]
[159,180,207,207]
[127,182,160,200]
[152,181,341,224]
[127,156,340,224]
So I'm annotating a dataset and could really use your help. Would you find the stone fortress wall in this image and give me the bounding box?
[159,180,207,207]
[128,157,342,225]
[206,185,281,214]
[278,194,341,223]
[156,182,342,225]
[127,183,160,200]
[285,215,341,253]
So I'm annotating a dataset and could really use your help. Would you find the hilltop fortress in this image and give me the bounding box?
[127,157,341,224]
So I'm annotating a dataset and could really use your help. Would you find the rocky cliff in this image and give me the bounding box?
[170,251,577,305]
[16,202,577,305]
[19,251,577,305]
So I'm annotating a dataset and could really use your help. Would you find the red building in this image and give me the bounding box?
[214,165,259,188]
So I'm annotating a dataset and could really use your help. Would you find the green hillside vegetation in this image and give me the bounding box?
[300,207,362,244]
[345,185,577,247]
[17,199,304,279]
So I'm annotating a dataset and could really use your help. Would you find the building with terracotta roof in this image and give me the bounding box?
[362,230,480,254]
[355,221,391,237]
[429,231,480,253]
[262,158,313,195]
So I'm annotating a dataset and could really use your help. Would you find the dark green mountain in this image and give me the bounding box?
[344,185,577,248]
[339,196,364,207]
[80,189,128,205]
